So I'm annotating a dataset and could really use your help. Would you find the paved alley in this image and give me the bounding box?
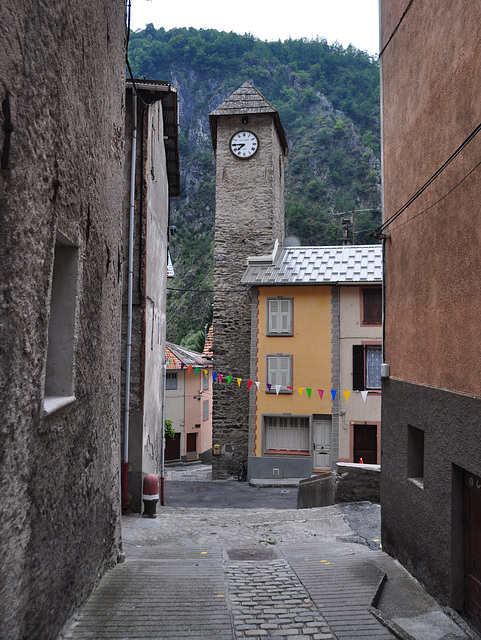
[61,470,474,640]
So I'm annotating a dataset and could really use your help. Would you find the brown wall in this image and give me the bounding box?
[381,0,481,395]
[0,2,126,638]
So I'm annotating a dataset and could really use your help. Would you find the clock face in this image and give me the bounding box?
[230,130,259,159]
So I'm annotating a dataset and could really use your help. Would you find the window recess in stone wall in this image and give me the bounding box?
[407,425,425,489]
[267,297,293,336]
[43,231,79,416]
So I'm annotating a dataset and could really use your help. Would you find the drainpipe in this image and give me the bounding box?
[122,91,137,508]
[161,360,166,505]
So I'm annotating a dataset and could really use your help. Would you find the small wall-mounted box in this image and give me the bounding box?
[381,363,390,378]
[213,444,221,455]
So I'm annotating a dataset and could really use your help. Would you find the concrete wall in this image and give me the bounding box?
[381,1,481,395]
[381,379,479,608]
[338,286,382,462]
[184,369,212,459]
[213,111,286,477]
[165,370,186,447]
[123,92,170,511]
[0,2,126,638]
[380,0,481,613]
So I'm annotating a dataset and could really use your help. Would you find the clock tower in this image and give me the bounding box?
[209,82,288,478]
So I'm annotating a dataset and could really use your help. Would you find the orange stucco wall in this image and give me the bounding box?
[254,286,332,456]
[381,1,481,396]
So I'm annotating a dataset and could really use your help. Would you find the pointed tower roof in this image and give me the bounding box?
[209,82,288,154]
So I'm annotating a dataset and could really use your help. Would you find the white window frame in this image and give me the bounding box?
[366,346,382,390]
[267,297,293,336]
[266,353,293,394]
[264,415,310,452]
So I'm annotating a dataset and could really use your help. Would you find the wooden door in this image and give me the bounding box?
[186,432,198,461]
[313,419,332,471]
[165,432,180,461]
[464,470,481,631]
[354,424,377,464]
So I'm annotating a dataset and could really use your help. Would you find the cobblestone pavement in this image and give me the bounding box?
[226,558,335,639]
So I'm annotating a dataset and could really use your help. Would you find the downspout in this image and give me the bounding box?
[122,90,137,508]
[161,360,166,505]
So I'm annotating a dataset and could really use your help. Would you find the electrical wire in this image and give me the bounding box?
[373,121,481,236]
[167,287,245,293]
[389,158,481,233]
[125,0,157,108]
[379,0,415,57]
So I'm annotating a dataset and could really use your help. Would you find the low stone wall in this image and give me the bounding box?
[335,463,380,503]
[297,463,380,509]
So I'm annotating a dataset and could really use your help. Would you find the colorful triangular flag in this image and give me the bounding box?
[318,389,324,400]
[298,387,304,396]
[247,380,253,390]
[237,378,242,387]
[188,365,192,374]
[275,385,281,395]
[255,381,260,390]
[361,390,368,403]
[306,388,312,398]
[227,376,232,385]
[343,390,351,403]
[266,383,271,392]
[212,372,217,382]
[331,390,337,401]
[195,368,200,376]
[218,374,223,383]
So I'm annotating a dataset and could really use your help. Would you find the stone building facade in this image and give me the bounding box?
[0,2,126,639]
[209,83,288,477]
[380,0,481,630]
[122,81,179,512]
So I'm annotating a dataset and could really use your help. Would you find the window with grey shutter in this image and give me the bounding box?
[266,354,293,393]
[267,297,293,335]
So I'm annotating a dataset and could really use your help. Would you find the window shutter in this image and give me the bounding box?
[268,299,278,333]
[279,299,291,333]
[363,289,382,324]
[279,356,291,387]
[352,345,365,391]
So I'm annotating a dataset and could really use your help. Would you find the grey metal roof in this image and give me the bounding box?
[165,342,212,369]
[241,244,382,286]
[209,82,288,155]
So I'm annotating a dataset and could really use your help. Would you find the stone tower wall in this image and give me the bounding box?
[212,113,286,477]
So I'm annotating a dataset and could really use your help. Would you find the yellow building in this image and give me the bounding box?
[241,241,382,480]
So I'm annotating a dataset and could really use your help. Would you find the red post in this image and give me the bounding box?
[142,473,159,518]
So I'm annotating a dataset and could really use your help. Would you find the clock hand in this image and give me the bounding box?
[233,143,245,149]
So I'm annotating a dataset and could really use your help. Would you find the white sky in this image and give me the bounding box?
[128,0,380,56]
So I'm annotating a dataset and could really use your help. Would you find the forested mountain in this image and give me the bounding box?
[128,26,381,345]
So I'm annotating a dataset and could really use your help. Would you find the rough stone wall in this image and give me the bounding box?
[122,93,170,511]
[213,113,286,477]
[0,2,126,639]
